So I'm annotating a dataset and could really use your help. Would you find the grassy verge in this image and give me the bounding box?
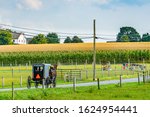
[0,82,150,100]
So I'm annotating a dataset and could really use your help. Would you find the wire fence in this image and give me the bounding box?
[0,62,150,100]
[0,61,150,89]
[0,70,150,100]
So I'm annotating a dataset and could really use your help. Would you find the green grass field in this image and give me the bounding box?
[0,63,149,88]
[0,63,150,100]
[0,67,142,88]
[1,82,150,100]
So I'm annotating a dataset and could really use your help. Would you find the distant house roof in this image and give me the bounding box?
[12,32,23,39]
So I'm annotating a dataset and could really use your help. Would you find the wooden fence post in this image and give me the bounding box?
[2,76,4,88]
[12,68,14,78]
[148,70,150,79]
[84,60,87,70]
[120,75,122,87]
[61,69,63,80]
[97,78,100,90]
[143,71,145,84]
[120,66,123,76]
[138,73,140,84]
[143,58,145,66]
[127,63,129,76]
[145,71,147,80]
[85,70,88,79]
[12,82,14,100]
[20,75,22,88]
[80,70,82,80]
[73,77,76,92]
[147,71,149,80]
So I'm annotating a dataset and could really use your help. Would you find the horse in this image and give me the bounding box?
[48,64,58,88]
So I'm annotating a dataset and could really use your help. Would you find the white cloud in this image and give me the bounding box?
[25,0,42,10]
[17,0,43,10]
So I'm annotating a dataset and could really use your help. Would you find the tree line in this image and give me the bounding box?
[29,33,83,44]
[116,27,150,42]
[0,27,150,45]
[0,29,83,45]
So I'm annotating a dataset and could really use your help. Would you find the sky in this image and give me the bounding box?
[0,0,150,42]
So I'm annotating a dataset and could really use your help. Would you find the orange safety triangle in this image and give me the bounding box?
[36,74,40,79]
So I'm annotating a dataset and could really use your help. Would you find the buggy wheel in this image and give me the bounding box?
[27,76,31,89]
[35,81,38,88]
[45,77,50,88]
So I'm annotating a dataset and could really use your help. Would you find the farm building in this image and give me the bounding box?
[12,32,27,44]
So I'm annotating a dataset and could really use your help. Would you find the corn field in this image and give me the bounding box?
[0,42,150,65]
[0,42,150,52]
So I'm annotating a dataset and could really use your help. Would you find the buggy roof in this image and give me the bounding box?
[33,63,51,67]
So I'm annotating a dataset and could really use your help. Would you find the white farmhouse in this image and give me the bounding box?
[12,32,27,44]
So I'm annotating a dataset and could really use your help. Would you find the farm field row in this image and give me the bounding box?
[0,42,150,68]
[0,50,150,65]
[1,82,150,100]
[0,42,150,52]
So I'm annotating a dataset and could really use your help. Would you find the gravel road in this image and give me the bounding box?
[0,77,146,92]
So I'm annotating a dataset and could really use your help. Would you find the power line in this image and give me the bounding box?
[0,23,147,38]
[3,23,144,41]
[96,34,117,37]
[0,23,118,38]
[2,27,96,40]
[0,23,93,36]
[0,24,117,41]
[97,37,116,40]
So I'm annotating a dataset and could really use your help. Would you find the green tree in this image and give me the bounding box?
[117,27,141,42]
[64,36,72,43]
[72,36,83,43]
[141,33,150,42]
[0,29,13,45]
[29,34,47,44]
[46,33,60,43]
[120,35,130,42]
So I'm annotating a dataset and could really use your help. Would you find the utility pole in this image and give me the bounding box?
[93,19,96,81]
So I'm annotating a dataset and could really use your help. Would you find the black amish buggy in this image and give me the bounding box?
[27,63,57,88]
